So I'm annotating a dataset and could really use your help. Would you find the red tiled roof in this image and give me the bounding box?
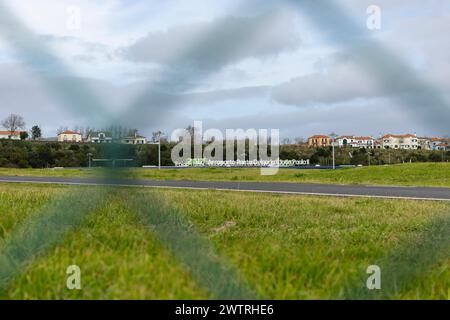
[382,134,416,139]
[336,135,373,141]
[308,135,329,139]
[59,131,81,135]
[0,131,26,135]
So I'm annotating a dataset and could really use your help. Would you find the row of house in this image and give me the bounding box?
[3,129,449,151]
[307,134,450,151]
[57,130,147,145]
[1,129,150,145]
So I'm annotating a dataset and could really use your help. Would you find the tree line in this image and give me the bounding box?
[0,140,448,169]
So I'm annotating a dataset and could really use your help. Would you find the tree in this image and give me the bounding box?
[152,130,166,142]
[31,125,42,140]
[185,125,195,138]
[2,114,25,138]
[127,128,139,137]
[294,137,305,144]
[20,131,29,141]
[57,126,68,135]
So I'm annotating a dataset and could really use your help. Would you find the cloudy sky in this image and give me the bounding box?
[0,0,449,139]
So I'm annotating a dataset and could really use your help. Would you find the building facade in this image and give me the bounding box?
[381,134,419,150]
[121,132,147,145]
[430,138,449,151]
[336,135,375,148]
[417,137,431,150]
[336,135,355,147]
[57,131,82,143]
[0,131,24,140]
[87,132,113,143]
[307,135,330,147]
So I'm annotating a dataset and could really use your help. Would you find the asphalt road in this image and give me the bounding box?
[1,175,449,201]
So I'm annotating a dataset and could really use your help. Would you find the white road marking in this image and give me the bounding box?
[0,178,449,202]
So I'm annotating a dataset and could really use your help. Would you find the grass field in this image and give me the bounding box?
[0,163,449,188]
[0,183,448,299]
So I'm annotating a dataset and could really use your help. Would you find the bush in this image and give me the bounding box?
[18,159,30,168]
[0,140,447,168]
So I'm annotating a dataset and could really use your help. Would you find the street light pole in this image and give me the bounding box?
[329,133,338,169]
[148,134,161,170]
[87,153,93,168]
[158,138,161,170]
[332,141,335,169]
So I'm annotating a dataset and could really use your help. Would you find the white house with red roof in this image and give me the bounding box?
[57,130,82,143]
[381,134,419,150]
[429,138,449,151]
[0,130,26,140]
[336,135,375,148]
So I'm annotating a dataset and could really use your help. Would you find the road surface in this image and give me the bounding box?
[0,175,449,201]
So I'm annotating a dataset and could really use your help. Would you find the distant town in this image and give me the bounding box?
[0,113,449,151]
[307,134,449,151]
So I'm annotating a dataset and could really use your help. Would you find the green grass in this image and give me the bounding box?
[0,183,448,299]
[0,168,101,178]
[0,163,449,188]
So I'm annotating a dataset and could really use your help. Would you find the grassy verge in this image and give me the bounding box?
[127,163,450,187]
[1,183,448,299]
[0,168,100,178]
[0,163,450,188]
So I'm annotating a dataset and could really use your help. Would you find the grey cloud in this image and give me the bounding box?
[39,34,115,66]
[285,0,450,133]
[40,34,109,52]
[271,57,381,106]
[0,64,124,131]
[0,63,267,133]
[121,11,301,71]
[115,85,269,128]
